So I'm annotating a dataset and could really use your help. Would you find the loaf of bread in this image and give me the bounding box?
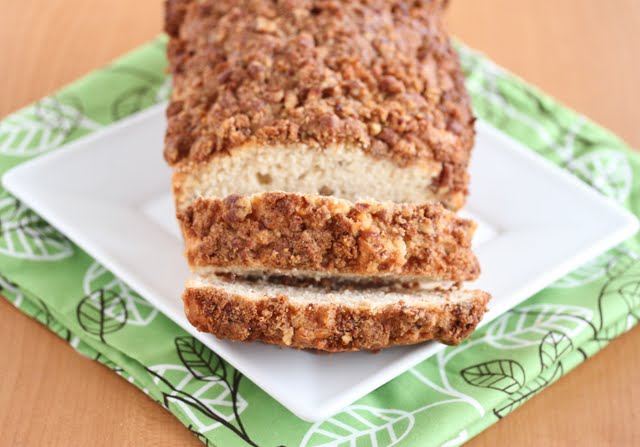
[165,0,474,212]
[179,192,480,282]
[165,0,489,351]
[184,274,490,351]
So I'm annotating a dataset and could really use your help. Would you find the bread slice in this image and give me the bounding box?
[165,0,475,211]
[183,274,490,351]
[179,192,480,282]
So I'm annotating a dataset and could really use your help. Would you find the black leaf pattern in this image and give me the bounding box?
[76,289,128,342]
[619,280,640,314]
[606,253,636,279]
[539,331,573,370]
[493,363,563,419]
[145,337,258,446]
[461,300,591,420]
[461,359,526,394]
[34,297,53,327]
[596,258,640,338]
[175,336,226,381]
[146,365,258,447]
[0,274,19,293]
[175,336,246,435]
[595,317,630,342]
[576,347,589,361]
[187,425,217,447]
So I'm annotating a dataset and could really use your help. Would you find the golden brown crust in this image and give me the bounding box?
[164,0,474,209]
[183,282,490,351]
[179,192,480,281]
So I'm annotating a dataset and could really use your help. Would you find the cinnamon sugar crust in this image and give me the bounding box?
[179,192,480,281]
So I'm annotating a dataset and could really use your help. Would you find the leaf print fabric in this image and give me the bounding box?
[0,97,100,157]
[76,289,128,342]
[83,262,158,326]
[0,273,23,307]
[482,304,593,349]
[0,191,74,260]
[148,364,249,433]
[569,150,632,203]
[0,36,638,447]
[461,360,526,393]
[300,405,416,447]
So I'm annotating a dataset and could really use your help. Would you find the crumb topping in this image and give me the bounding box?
[164,0,474,198]
[179,192,480,280]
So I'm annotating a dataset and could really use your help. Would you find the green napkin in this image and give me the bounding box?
[0,35,638,447]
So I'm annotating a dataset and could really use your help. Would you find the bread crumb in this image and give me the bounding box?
[282,327,294,345]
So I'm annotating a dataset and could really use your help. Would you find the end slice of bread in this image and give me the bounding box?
[179,192,480,283]
[183,274,490,351]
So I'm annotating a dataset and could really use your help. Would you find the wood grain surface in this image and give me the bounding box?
[1,0,638,445]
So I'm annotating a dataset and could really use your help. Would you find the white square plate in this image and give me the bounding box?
[3,104,637,421]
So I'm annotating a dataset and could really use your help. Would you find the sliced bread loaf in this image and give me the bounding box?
[165,0,474,211]
[166,0,491,351]
[179,192,480,282]
[183,274,490,351]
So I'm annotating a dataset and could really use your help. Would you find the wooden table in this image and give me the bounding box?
[1,1,638,445]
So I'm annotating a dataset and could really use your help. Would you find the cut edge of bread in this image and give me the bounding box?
[183,274,490,351]
[173,143,465,213]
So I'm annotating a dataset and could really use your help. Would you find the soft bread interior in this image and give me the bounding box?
[188,274,477,310]
[174,144,441,211]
